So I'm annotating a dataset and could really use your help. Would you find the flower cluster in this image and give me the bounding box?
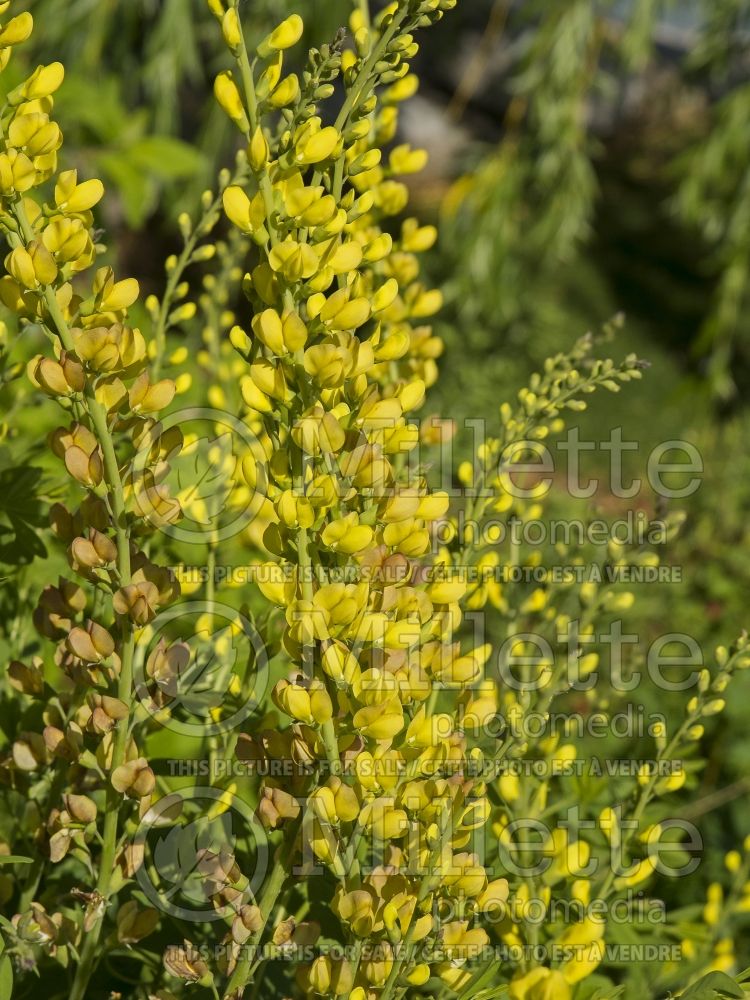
[0,4,182,997]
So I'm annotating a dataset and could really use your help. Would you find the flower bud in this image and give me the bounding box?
[111,757,156,799]
[214,71,247,128]
[258,14,304,58]
[222,7,241,48]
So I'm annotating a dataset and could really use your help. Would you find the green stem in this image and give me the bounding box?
[153,163,249,375]
[207,536,217,632]
[231,8,282,251]
[224,822,298,998]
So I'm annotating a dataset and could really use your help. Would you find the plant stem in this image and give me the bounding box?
[152,165,248,375]
[223,822,298,998]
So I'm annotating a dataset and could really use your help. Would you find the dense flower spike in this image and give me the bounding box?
[0,4,180,998]
[0,2,748,999]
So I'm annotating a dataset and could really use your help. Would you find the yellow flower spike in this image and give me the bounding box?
[363,233,393,263]
[309,818,343,869]
[426,578,467,605]
[285,181,321,215]
[328,241,363,274]
[560,942,605,985]
[9,112,62,157]
[402,218,437,252]
[249,358,289,401]
[382,900,402,941]
[282,310,307,351]
[383,72,420,104]
[382,493,421,522]
[28,241,58,285]
[442,853,488,898]
[441,920,490,962]
[476,878,510,914]
[256,53,282,100]
[397,378,426,412]
[417,490,450,520]
[520,588,548,614]
[252,561,289,605]
[297,194,337,227]
[174,372,192,394]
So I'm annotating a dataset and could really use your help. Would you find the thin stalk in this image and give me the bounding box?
[230,6,282,251]
[152,164,248,376]
[224,820,299,997]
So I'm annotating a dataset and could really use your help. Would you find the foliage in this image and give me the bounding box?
[437,0,750,405]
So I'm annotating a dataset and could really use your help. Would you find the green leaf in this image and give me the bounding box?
[97,151,155,228]
[0,465,47,567]
[126,136,206,181]
[0,856,33,865]
[55,75,136,142]
[679,972,746,1000]
[455,961,507,1000]
[576,976,625,1000]
[0,953,13,1000]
